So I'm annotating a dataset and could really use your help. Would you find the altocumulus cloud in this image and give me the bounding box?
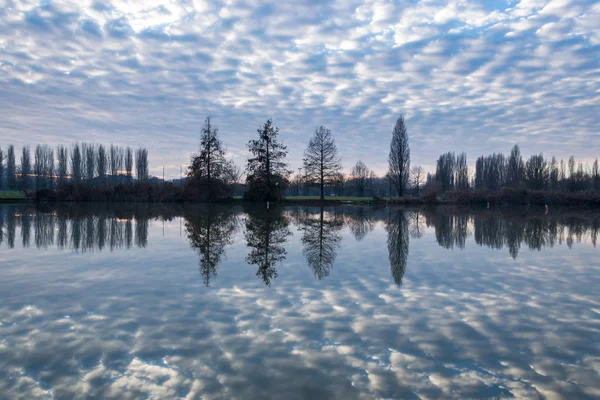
[0,0,599,176]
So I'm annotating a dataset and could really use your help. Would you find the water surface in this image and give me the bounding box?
[0,204,599,399]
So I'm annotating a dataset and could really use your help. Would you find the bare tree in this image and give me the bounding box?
[20,146,31,190]
[351,160,371,197]
[436,152,456,192]
[411,166,425,195]
[549,156,559,191]
[455,152,468,191]
[125,147,133,179]
[33,145,54,189]
[83,143,96,182]
[303,125,342,200]
[57,145,68,184]
[593,158,599,192]
[136,148,149,181]
[525,153,548,190]
[70,143,82,183]
[109,144,123,178]
[97,144,108,180]
[7,145,16,189]
[507,145,524,187]
[0,147,4,190]
[388,116,410,196]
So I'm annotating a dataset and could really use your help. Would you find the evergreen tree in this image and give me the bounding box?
[245,118,290,201]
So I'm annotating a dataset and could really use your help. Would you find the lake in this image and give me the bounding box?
[0,203,598,399]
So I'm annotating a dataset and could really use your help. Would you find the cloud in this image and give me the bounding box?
[0,0,598,176]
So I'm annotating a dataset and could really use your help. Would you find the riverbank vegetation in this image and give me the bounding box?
[1,116,598,205]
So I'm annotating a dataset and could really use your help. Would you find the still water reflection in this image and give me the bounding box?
[0,204,598,399]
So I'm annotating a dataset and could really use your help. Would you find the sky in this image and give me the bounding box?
[0,0,599,178]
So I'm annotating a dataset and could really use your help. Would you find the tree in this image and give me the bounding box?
[57,145,68,184]
[303,126,342,201]
[125,147,133,179]
[300,207,343,279]
[186,117,229,200]
[109,144,123,178]
[436,152,456,192]
[388,116,410,196]
[593,158,599,192]
[20,146,31,190]
[135,148,149,181]
[549,156,559,191]
[245,118,290,201]
[70,143,82,183]
[351,160,370,197]
[7,145,16,189]
[0,147,4,190]
[411,166,425,195]
[83,143,96,181]
[97,144,107,180]
[507,145,524,187]
[525,153,549,190]
[455,152,468,191]
[32,144,55,189]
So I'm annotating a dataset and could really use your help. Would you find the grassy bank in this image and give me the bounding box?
[0,190,28,203]
[24,186,600,207]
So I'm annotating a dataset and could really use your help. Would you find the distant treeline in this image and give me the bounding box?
[0,143,149,190]
[428,145,600,194]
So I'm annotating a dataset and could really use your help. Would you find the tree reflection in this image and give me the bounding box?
[386,209,409,286]
[245,207,291,286]
[185,207,239,286]
[421,207,600,258]
[299,207,343,280]
[346,207,375,241]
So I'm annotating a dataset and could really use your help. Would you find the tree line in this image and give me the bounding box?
[186,116,412,201]
[0,143,149,190]
[429,145,600,194]
[5,116,598,202]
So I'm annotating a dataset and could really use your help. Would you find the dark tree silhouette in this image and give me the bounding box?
[0,147,5,190]
[300,207,343,279]
[525,153,549,190]
[57,145,68,184]
[303,126,342,201]
[386,209,409,286]
[593,158,599,191]
[125,147,133,179]
[506,145,525,187]
[19,146,31,190]
[346,207,375,241]
[388,116,410,196]
[185,206,239,286]
[436,152,456,192]
[70,143,82,183]
[245,118,290,201]
[7,145,16,189]
[244,207,291,285]
[187,117,230,200]
[135,148,149,181]
[411,166,424,195]
[351,160,371,197]
[97,144,107,180]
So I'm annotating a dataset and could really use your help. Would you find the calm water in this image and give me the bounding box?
[0,203,599,399]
